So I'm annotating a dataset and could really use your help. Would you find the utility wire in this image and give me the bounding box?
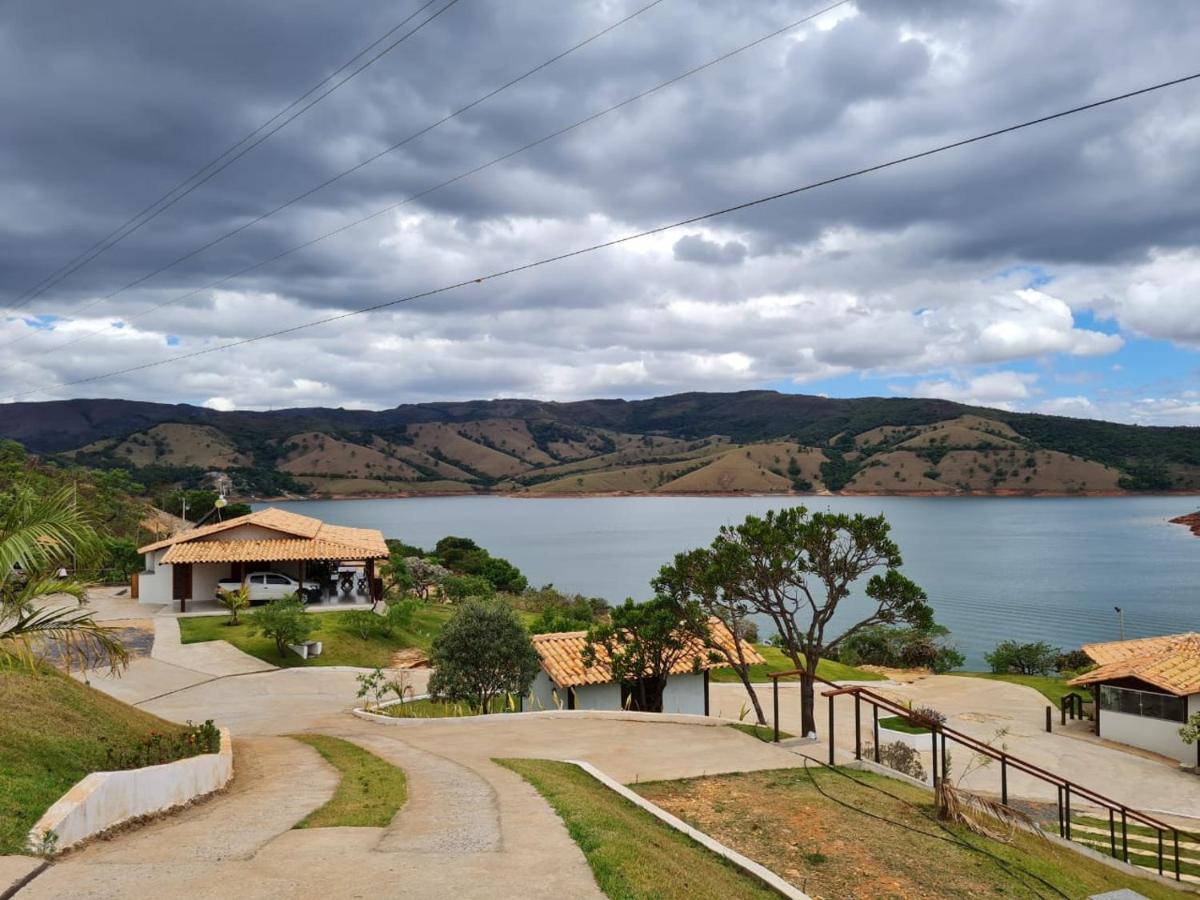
[0,0,672,349]
[2,0,846,362]
[7,70,1198,401]
[1,0,461,316]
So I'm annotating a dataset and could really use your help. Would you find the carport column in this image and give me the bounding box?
[366,558,377,607]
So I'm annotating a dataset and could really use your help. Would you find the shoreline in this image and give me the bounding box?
[1170,511,1200,537]
[252,488,1200,502]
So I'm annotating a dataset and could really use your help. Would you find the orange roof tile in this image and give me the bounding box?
[532,617,766,689]
[1070,632,1200,696]
[140,506,387,561]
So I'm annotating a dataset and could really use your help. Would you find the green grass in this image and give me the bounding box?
[290,734,407,828]
[707,643,884,684]
[497,759,778,900]
[178,604,456,668]
[0,665,191,854]
[726,722,793,742]
[635,767,1188,899]
[954,671,1084,707]
[377,695,518,718]
[878,715,930,734]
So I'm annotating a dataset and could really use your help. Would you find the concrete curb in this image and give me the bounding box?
[27,728,233,852]
[565,760,811,900]
[352,706,740,727]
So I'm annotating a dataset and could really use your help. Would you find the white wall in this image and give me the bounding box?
[1099,694,1198,765]
[138,549,172,604]
[573,683,622,710]
[662,673,706,716]
[527,671,559,712]
[29,728,232,851]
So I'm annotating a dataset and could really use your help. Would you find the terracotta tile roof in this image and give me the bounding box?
[532,617,766,689]
[1070,632,1200,696]
[140,506,388,562]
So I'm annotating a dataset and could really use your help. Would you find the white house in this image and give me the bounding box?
[135,507,389,612]
[526,617,765,716]
[1070,632,1200,766]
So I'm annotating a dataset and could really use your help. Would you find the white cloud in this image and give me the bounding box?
[908,370,1037,409]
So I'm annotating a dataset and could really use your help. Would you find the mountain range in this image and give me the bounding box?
[3,392,1198,497]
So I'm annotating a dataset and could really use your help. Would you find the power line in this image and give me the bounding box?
[7,70,1198,401]
[2,0,847,363]
[1,0,462,316]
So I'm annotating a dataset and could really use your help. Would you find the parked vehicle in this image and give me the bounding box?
[216,571,321,604]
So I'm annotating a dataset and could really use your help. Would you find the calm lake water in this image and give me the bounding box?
[259,496,1200,667]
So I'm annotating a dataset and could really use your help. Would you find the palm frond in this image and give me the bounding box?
[0,485,101,583]
[936,782,1042,843]
[1,604,129,675]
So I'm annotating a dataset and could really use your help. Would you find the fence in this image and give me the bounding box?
[769,669,1199,883]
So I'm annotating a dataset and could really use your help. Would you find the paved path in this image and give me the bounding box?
[711,675,1200,823]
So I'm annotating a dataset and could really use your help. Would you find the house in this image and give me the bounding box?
[1070,632,1200,765]
[526,617,765,715]
[135,507,389,612]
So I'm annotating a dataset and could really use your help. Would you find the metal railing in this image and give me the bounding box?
[768,668,1199,882]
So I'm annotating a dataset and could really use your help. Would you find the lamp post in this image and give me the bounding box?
[1114,606,1125,641]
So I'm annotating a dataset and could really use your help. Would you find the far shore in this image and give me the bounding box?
[252,488,1200,502]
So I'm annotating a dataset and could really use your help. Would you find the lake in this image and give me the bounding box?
[259,495,1200,667]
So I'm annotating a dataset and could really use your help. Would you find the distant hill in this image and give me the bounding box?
[3,391,1199,496]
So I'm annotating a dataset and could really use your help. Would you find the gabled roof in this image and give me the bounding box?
[138,507,388,562]
[1070,632,1200,697]
[532,617,766,689]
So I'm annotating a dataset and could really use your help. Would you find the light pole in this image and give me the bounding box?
[1114,606,1125,641]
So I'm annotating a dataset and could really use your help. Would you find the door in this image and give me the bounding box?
[248,573,267,602]
[171,563,192,604]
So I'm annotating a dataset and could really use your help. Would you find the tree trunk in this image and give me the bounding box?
[734,666,767,725]
[800,670,817,737]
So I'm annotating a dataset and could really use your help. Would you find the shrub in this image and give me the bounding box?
[215,584,250,626]
[248,596,315,657]
[1054,649,1092,673]
[343,609,379,640]
[379,598,418,637]
[984,640,1060,676]
[103,719,221,769]
[839,624,963,673]
[428,600,540,713]
[865,741,927,782]
[442,573,495,602]
[909,705,946,729]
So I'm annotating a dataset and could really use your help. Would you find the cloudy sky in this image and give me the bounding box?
[2,0,1199,422]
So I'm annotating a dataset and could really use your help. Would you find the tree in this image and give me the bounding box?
[1180,712,1200,747]
[100,537,141,583]
[584,596,710,713]
[478,556,527,593]
[675,507,929,736]
[839,624,964,674]
[984,640,1060,676]
[442,573,494,602]
[0,486,127,673]
[427,600,539,714]
[654,550,768,724]
[215,584,249,626]
[404,557,449,600]
[248,596,315,657]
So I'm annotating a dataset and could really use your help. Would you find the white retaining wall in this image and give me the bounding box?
[28,728,233,851]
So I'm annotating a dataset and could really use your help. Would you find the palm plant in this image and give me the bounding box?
[216,584,250,626]
[0,486,127,674]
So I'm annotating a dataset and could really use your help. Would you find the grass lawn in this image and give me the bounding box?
[635,767,1186,900]
[954,672,1083,707]
[496,759,778,900]
[178,604,456,668]
[377,695,518,718]
[878,714,930,734]
[290,734,407,828]
[707,643,883,684]
[0,665,191,854]
[726,722,794,742]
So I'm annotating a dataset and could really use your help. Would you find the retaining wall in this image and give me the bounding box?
[28,728,233,852]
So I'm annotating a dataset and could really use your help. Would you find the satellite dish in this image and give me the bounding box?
[215,496,228,509]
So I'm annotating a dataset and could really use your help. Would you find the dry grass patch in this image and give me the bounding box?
[636,767,1186,900]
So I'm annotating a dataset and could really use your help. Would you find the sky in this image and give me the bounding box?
[1,0,1199,423]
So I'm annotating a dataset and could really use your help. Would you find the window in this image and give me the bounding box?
[266,574,291,585]
[1099,685,1187,723]
[251,575,265,585]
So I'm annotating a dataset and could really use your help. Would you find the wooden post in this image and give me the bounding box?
[872,704,880,763]
[854,693,862,760]
[703,670,709,717]
[773,677,780,743]
[827,694,835,766]
[365,557,377,607]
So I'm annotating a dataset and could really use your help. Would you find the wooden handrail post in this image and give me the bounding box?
[772,676,779,743]
[854,693,862,761]
[1064,785,1071,840]
[931,727,939,792]
[872,704,880,763]
[827,693,835,766]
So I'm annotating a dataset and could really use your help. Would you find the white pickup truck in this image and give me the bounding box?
[216,571,321,604]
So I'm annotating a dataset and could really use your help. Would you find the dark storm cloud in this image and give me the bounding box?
[0,0,1197,417]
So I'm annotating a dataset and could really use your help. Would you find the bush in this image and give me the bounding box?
[442,573,495,602]
[248,596,315,657]
[1054,649,1092,673]
[865,741,927,782]
[428,600,540,713]
[984,640,1060,676]
[104,720,221,769]
[343,609,379,640]
[839,625,963,673]
[380,598,418,636]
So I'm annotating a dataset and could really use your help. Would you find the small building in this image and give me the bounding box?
[136,507,389,612]
[526,618,765,716]
[1070,633,1200,765]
